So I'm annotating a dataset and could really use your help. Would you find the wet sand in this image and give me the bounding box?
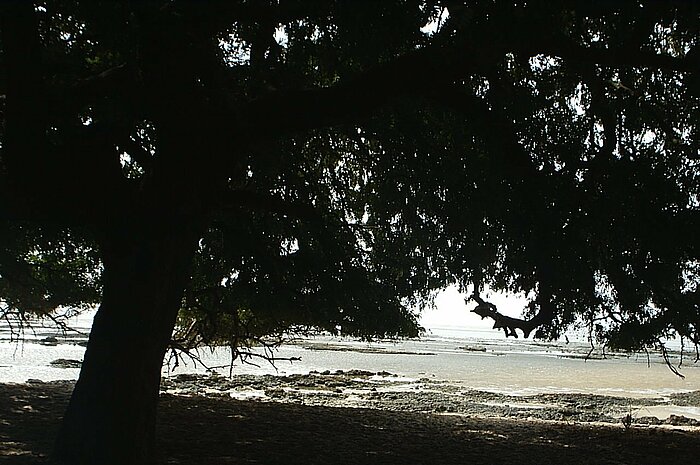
[1,375,699,464]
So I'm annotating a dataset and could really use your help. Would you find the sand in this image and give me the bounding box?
[1,375,699,464]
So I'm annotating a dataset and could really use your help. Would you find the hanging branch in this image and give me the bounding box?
[470,292,539,338]
[469,274,556,339]
[656,338,685,379]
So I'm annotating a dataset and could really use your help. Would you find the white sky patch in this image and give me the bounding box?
[419,284,529,330]
[219,35,250,66]
[640,130,656,144]
[280,238,299,256]
[221,271,240,287]
[119,152,133,168]
[118,152,145,178]
[690,196,699,209]
[420,8,449,36]
[682,260,700,293]
[529,54,561,71]
[474,77,490,97]
[274,25,288,47]
[568,83,587,116]
[592,121,605,147]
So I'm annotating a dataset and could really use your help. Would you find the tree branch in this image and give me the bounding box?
[236,24,695,145]
[235,42,501,141]
[119,138,154,175]
[47,64,144,120]
[544,39,699,74]
[218,190,318,221]
[170,0,333,32]
[470,292,553,339]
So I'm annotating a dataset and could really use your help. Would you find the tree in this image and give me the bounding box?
[0,1,698,464]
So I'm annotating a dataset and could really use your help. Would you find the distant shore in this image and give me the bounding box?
[2,376,700,464]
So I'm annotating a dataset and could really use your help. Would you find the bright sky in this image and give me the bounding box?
[418,285,530,330]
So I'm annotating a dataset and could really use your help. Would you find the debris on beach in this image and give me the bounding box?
[49,359,83,369]
[159,371,700,428]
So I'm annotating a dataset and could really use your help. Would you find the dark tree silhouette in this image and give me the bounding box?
[0,1,698,464]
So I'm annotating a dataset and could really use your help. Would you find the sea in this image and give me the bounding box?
[1,310,699,401]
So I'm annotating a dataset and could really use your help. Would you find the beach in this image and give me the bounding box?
[1,375,700,464]
[3,320,700,463]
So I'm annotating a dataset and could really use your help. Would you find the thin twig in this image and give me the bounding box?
[585,337,595,362]
[644,346,651,368]
[656,339,685,379]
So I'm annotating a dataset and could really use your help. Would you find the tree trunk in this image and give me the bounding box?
[53,224,199,465]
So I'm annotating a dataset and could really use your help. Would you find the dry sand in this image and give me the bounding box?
[1,375,699,464]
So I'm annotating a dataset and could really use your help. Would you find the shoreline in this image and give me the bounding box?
[7,368,700,427]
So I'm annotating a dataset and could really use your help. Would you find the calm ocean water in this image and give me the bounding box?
[1,312,699,399]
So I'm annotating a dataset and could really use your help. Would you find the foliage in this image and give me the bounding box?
[0,222,101,317]
[1,1,699,358]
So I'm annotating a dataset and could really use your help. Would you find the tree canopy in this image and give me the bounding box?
[3,0,698,351]
[1,1,699,463]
